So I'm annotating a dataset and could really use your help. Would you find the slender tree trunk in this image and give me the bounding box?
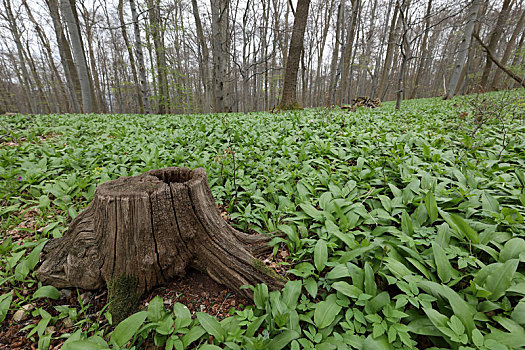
[3,0,36,113]
[479,0,513,90]
[445,0,482,99]
[328,0,343,105]
[118,0,143,113]
[191,0,212,113]
[377,2,399,100]
[148,0,170,114]
[129,0,152,114]
[491,8,525,89]
[211,0,231,112]
[46,0,80,112]
[279,0,311,109]
[409,0,432,99]
[60,0,94,112]
[340,0,360,104]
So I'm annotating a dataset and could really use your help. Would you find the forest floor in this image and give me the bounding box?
[1,90,524,349]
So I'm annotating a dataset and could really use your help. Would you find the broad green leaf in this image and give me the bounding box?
[173,303,191,328]
[314,239,328,272]
[419,281,476,338]
[445,212,480,243]
[181,326,205,348]
[401,211,414,235]
[364,263,377,297]
[197,312,225,342]
[500,238,525,262]
[110,311,147,347]
[299,203,323,221]
[245,315,266,338]
[281,280,302,309]
[511,299,525,326]
[33,285,61,300]
[482,191,500,213]
[200,345,222,350]
[332,281,361,298]
[304,277,318,298]
[432,242,456,283]
[326,264,350,279]
[267,330,300,350]
[62,340,108,350]
[147,296,164,322]
[314,294,342,328]
[424,191,438,223]
[363,334,394,350]
[0,293,12,323]
[253,283,269,310]
[484,259,519,301]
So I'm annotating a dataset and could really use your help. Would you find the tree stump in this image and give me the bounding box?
[36,167,285,322]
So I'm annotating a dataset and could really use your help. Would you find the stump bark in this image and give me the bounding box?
[37,167,285,321]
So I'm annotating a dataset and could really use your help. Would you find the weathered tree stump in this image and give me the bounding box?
[37,167,285,321]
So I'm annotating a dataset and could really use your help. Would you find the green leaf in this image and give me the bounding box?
[0,293,12,323]
[332,281,361,298]
[326,264,350,279]
[314,239,328,272]
[197,312,225,342]
[364,262,377,297]
[401,211,414,235]
[147,296,164,322]
[281,280,302,309]
[253,284,269,310]
[33,285,61,300]
[432,242,456,283]
[472,328,484,347]
[314,294,341,328]
[424,191,438,223]
[181,326,205,348]
[173,303,192,328]
[267,330,300,350]
[446,212,480,243]
[110,311,148,347]
[500,238,525,262]
[304,278,318,298]
[62,340,108,350]
[482,191,499,213]
[299,203,323,221]
[484,259,519,300]
[200,345,222,350]
[245,315,266,338]
[363,334,394,350]
[511,299,525,326]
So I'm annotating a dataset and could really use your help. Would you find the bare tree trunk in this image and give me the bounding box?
[148,0,170,114]
[118,0,143,113]
[491,8,525,89]
[377,2,399,100]
[395,0,410,110]
[278,0,311,109]
[340,0,360,104]
[191,0,212,113]
[3,0,36,113]
[328,0,343,105]
[479,0,513,90]
[211,0,231,112]
[129,0,151,114]
[409,0,432,99]
[46,0,81,113]
[445,0,482,99]
[60,0,94,113]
